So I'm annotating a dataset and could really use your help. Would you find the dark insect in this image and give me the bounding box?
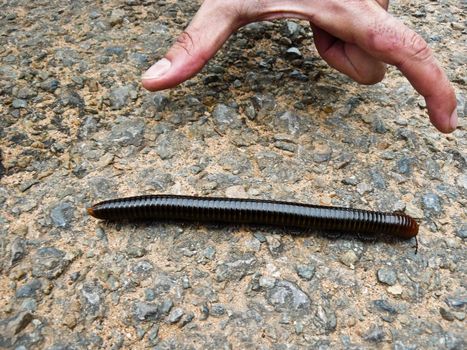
[87,195,419,239]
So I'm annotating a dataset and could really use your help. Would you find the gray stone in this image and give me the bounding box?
[10,237,25,265]
[50,202,74,228]
[295,264,316,281]
[59,89,84,108]
[363,326,386,343]
[377,267,397,286]
[285,47,302,60]
[421,193,443,214]
[313,305,337,332]
[455,224,467,239]
[109,9,125,26]
[12,99,27,108]
[0,311,33,338]
[210,304,226,317]
[440,307,455,321]
[16,279,42,298]
[131,260,154,280]
[394,157,416,175]
[40,78,60,92]
[110,117,145,146]
[216,253,257,282]
[109,85,135,110]
[373,299,398,314]
[16,87,37,99]
[167,308,184,323]
[212,104,242,131]
[273,111,309,136]
[32,247,69,279]
[134,302,162,322]
[266,280,311,314]
[152,92,169,111]
[339,250,359,268]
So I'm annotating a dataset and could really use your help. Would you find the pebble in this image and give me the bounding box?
[210,304,226,317]
[266,280,311,314]
[421,193,443,214]
[12,99,27,108]
[212,103,242,131]
[109,85,136,110]
[295,264,316,281]
[50,202,74,228]
[31,247,69,280]
[167,308,184,324]
[10,237,26,265]
[377,267,397,286]
[109,9,125,26]
[339,250,359,268]
[109,117,145,146]
[387,285,403,296]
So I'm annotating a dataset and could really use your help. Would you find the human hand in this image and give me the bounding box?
[141,0,458,133]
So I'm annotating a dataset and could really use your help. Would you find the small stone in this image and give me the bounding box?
[285,47,302,60]
[134,302,161,322]
[394,157,415,175]
[16,87,37,99]
[405,204,424,219]
[167,308,184,324]
[10,237,26,265]
[387,285,403,295]
[212,104,242,131]
[295,264,316,281]
[160,299,174,315]
[373,299,398,315]
[144,289,156,301]
[455,224,467,239]
[357,182,373,195]
[259,276,276,289]
[421,193,443,214]
[109,85,135,110]
[109,9,125,26]
[266,280,311,314]
[439,307,455,321]
[203,247,216,260]
[179,312,195,328]
[225,185,247,198]
[339,250,359,268]
[40,78,60,92]
[0,311,33,338]
[377,267,397,286]
[210,304,226,317]
[12,99,27,108]
[215,253,256,282]
[16,279,42,298]
[32,247,69,280]
[110,117,145,146]
[313,142,332,163]
[50,202,74,228]
[363,326,386,343]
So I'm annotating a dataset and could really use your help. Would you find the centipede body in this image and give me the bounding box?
[87,195,418,239]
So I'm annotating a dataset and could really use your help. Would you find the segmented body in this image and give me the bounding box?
[87,195,418,239]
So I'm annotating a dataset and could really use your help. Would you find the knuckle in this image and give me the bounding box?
[405,32,431,62]
[173,31,195,55]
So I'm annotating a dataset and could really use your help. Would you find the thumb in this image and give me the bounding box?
[142,2,237,91]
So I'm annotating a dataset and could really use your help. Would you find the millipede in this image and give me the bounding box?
[87,195,419,239]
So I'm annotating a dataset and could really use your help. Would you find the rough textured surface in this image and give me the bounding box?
[0,1,465,349]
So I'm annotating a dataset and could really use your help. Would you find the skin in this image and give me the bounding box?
[141,0,458,133]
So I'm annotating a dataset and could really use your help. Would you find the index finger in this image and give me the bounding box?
[313,2,457,133]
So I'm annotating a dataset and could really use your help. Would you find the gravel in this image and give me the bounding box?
[0,0,465,349]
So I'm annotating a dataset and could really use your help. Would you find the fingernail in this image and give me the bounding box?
[450,109,458,131]
[142,58,171,80]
